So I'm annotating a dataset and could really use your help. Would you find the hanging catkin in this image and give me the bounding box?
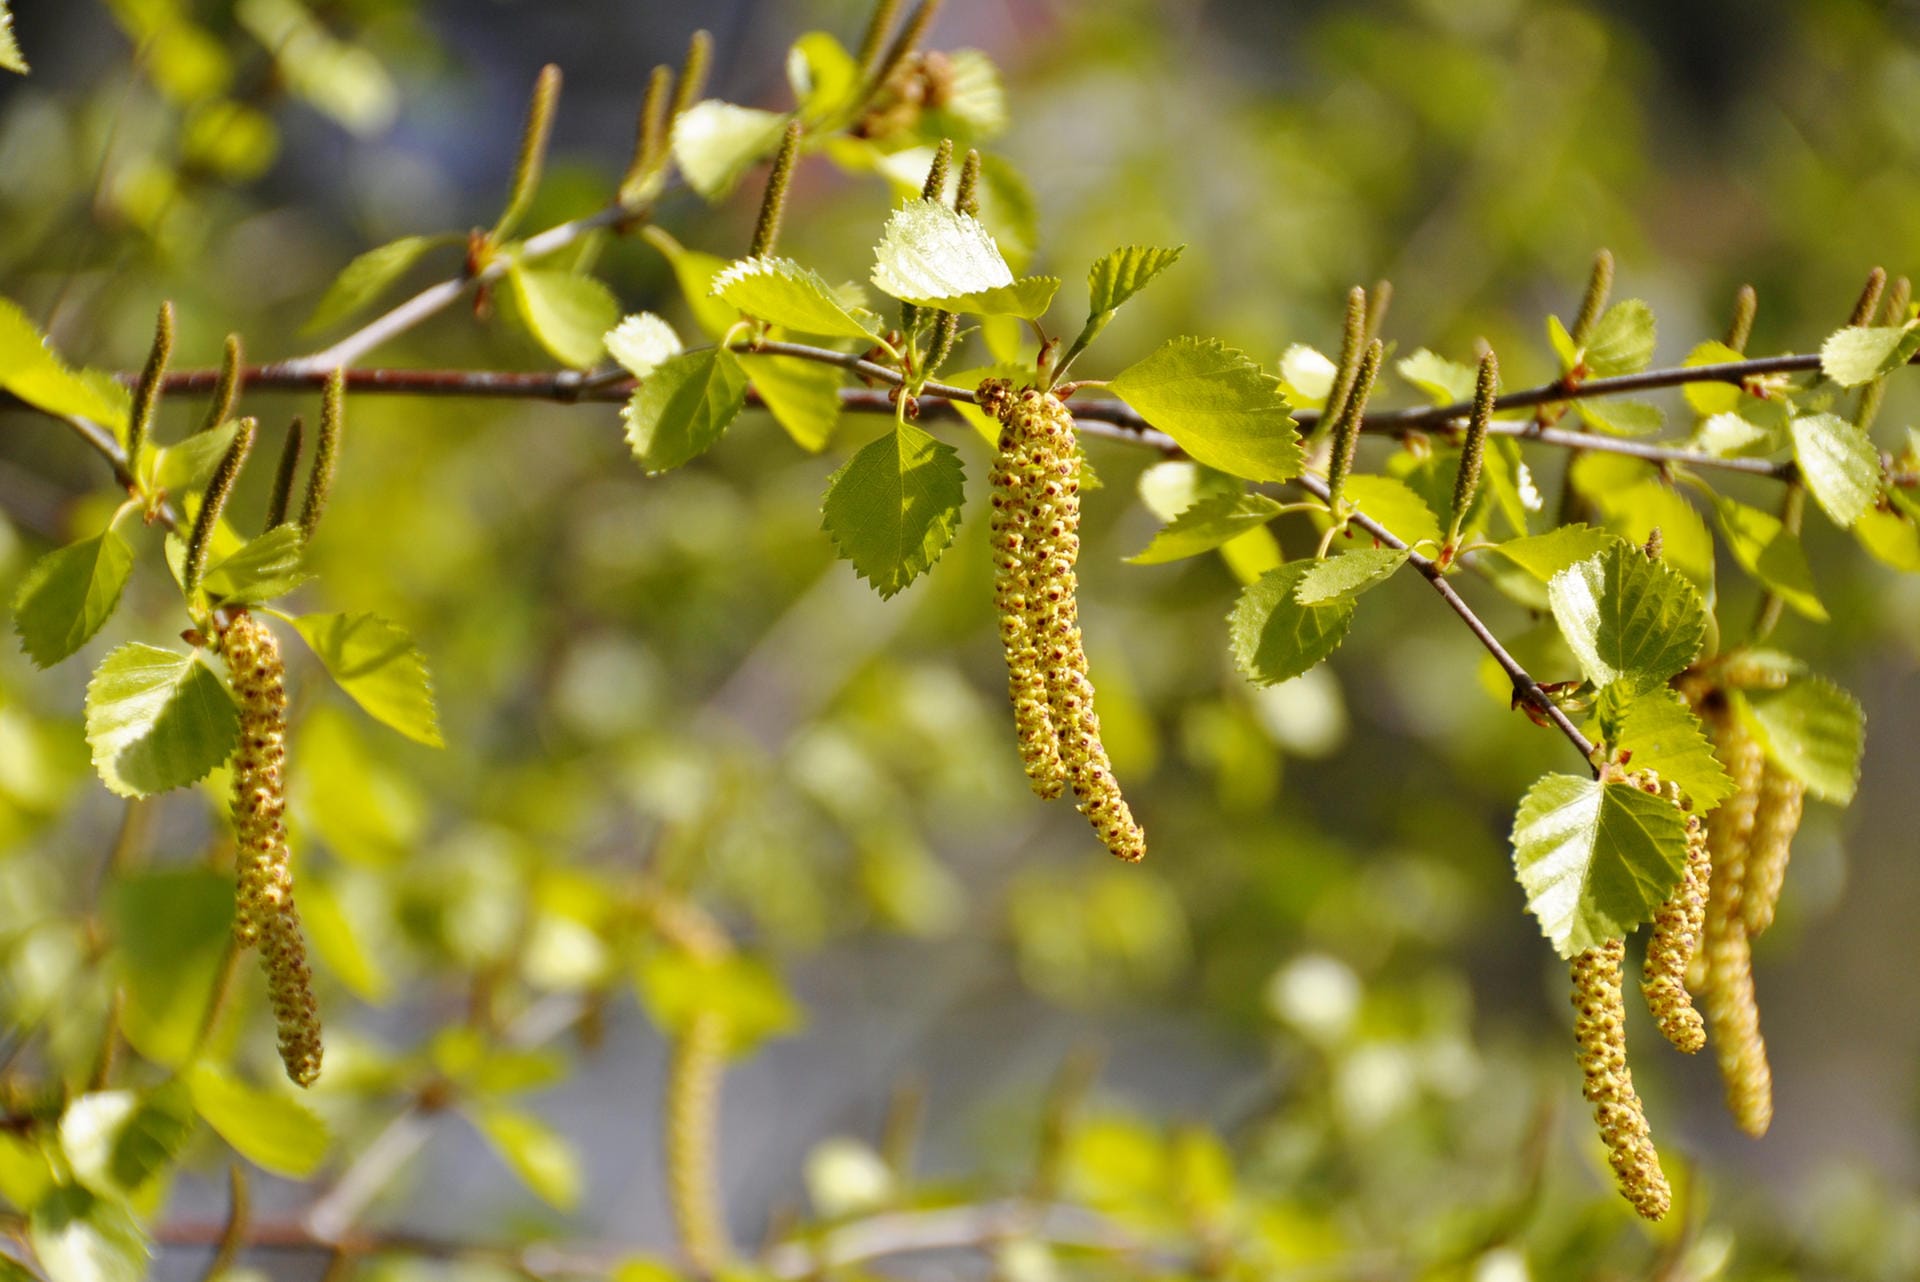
[987,397,1067,800]
[1637,773,1710,1054]
[1571,937,1671,1221]
[1742,764,1805,937]
[1697,700,1772,1135]
[220,613,322,1087]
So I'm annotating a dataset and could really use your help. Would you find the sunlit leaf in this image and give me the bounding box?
[29,1186,148,1282]
[1,2,27,74]
[623,347,750,474]
[1604,687,1735,812]
[1819,322,1920,387]
[1229,561,1357,685]
[474,1106,582,1212]
[85,644,239,797]
[291,611,443,747]
[202,525,309,605]
[870,198,1058,318]
[304,235,441,333]
[1547,541,1705,697]
[1511,772,1690,957]
[1484,525,1615,582]
[1293,546,1409,605]
[185,1064,329,1177]
[109,869,233,1066]
[1109,337,1301,482]
[12,528,135,667]
[641,226,739,339]
[672,100,790,199]
[820,421,965,598]
[604,313,683,379]
[1582,299,1656,377]
[1789,411,1880,528]
[1712,496,1828,621]
[1395,348,1478,406]
[742,352,842,453]
[1126,492,1282,565]
[1087,245,1184,315]
[713,256,885,340]
[0,298,127,427]
[505,266,620,369]
[633,949,803,1055]
[1339,474,1442,549]
[1742,677,1864,803]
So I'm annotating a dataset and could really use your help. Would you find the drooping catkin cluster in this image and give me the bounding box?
[1743,765,1805,937]
[983,381,1144,862]
[1638,774,1711,1054]
[219,613,322,1087]
[1572,937,1672,1221]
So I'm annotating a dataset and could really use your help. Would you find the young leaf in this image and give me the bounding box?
[1819,322,1920,387]
[1742,677,1864,803]
[1854,506,1920,573]
[291,612,444,748]
[1789,412,1880,528]
[505,267,620,369]
[85,644,239,798]
[1395,349,1479,406]
[1293,546,1409,606]
[29,1186,149,1282]
[185,1064,329,1178]
[671,101,791,199]
[1228,561,1357,685]
[1574,398,1664,437]
[741,352,842,452]
[820,421,965,599]
[474,1106,582,1212]
[0,298,127,427]
[1511,772,1690,958]
[12,529,136,667]
[870,197,1058,319]
[1606,687,1736,812]
[303,235,440,334]
[1483,524,1616,583]
[622,347,750,474]
[1547,541,1705,697]
[641,227,739,339]
[1581,299,1656,377]
[1108,338,1302,482]
[632,949,802,1054]
[1681,340,1746,416]
[1712,497,1827,621]
[1087,245,1184,315]
[788,30,861,123]
[201,525,310,605]
[712,257,885,340]
[148,421,239,495]
[1339,475,1441,549]
[1126,492,1282,565]
[604,312,683,379]
[108,869,233,1067]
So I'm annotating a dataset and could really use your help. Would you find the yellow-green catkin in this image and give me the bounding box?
[1572,937,1671,1221]
[1638,773,1710,1054]
[219,613,322,1087]
[994,386,1145,862]
[1742,765,1805,937]
[1698,702,1772,1136]
[666,1010,731,1276]
[985,382,1066,800]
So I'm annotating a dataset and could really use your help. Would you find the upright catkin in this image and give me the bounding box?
[1699,701,1772,1135]
[1571,938,1671,1221]
[219,613,322,1087]
[1639,773,1710,1054]
[1742,765,1805,937]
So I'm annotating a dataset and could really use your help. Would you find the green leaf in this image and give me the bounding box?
[1339,475,1442,549]
[820,421,965,599]
[870,197,1058,319]
[1395,349,1479,406]
[1789,412,1880,528]
[1606,687,1736,812]
[1574,398,1664,437]
[147,422,238,495]
[1712,497,1827,621]
[474,1106,582,1212]
[505,267,620,369]
[201,525,309,605]
[604,313,683,379]
[622,348,750,474]
[1511,772,1690,958]
[1109,338,1302,482]
[0,298,127,427]
[109,869,233,1066]
[1228,561,1357,686]
[1484,524,1616,582]
[642,227,740,340]
[1854,506,1920,573]
[712,257,885,341]
[12,529,135,667]
[1589,477,1715,594]
[741,353,842,453]
[1819,322,1920,387]
[29,1186,148,1282]
[787,31,860,123]
[1682,341,1746,417]
[1126,493,1282,565]
[1087,245,1184,315]
[671,100,791,200]
[1546,314,1579,373]
[84,644,239,798]
[290,612,443,748]
[632,949,802,1055]
[1293,546,1409,606]
[60,1085,193,1198]
[299,872,391,1002]
[1547,541,1706,697]
[1278,344,1337,407]
[1,2,27,74]
[1742,677,1864,803]
[185,1064,328,1177]
[1582,299,1657,377]
[304,235,440,333]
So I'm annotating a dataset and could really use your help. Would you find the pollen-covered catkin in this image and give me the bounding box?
[1697,702,1771,1135]
[1641,780,1710,1054]
[1572,938,1671,1221]
[219,613,322,1087]
[1742,765,1805,937]
[988,404,1066,800]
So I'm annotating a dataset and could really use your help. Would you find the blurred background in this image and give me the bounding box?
[1,0,1918,1277]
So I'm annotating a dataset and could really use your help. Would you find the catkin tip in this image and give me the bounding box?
[1572,939,1671,1220]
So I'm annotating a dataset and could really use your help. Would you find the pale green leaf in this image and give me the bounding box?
[1339,474,1442,549]
[1395,348,1479,406]
[474,1106,582,1212]
[1293,546,1410,605]
[1229,561,1357,686]
[741,353,842,453]
[1547,541,1706,697]
[202,525,309,605]
[304,235,439,333]
[1277,344,1337,407]
[1109,337,1302,482]
[505,267,620,369]
[622,347,750,474]
[1087,245,1184,315]
[1819,322,1920,387]
[1590,477,1715,593]
[1742,677,1864,803]
[109,869,232,1067]
[1854,506,1920,573]
[12,529,135,668]
[1126,492,1281,565]
[604,313,683,379]
[1682,341,1745,416]
[935,49,1010,137]
[820,421,965,599]
[185,1064,329,1177]
[641,227,739,339]
[1606,687,1736,812]
[1511,772,1690,957]
[1546,314,1578,372]
[1582,299,1656,377]
[1574,398,1664,436]
[1789,412,1880,528]
[870,197,1057,319]
[291,612,443,748]
[299,873,391,1002]
[1484,524,1616,582]
[1136,459,1243,523]
[787,31,860,123]
[671,100,790,199]
[29,1186,148,1282]
[1712,497,1827,622]
[632,949,802,1055]
[148,422,238,495]
[85,644,239,798]
[0,298,127,427]
[1,2,27,74]
[713,256,884,340]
